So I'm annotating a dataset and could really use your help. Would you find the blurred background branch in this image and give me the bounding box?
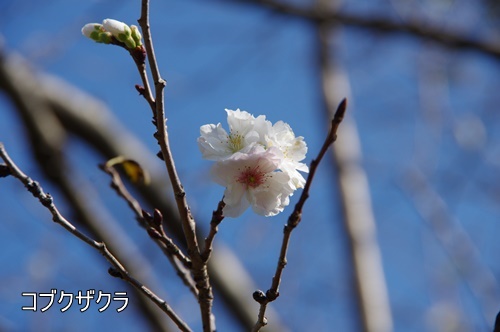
[229,0,500,58]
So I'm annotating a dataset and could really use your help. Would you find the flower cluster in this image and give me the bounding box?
[82,19,142,49]
[198,109,308,218]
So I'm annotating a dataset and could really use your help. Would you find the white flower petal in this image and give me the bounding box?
[226,109,256,135]
[288,136,308,162]
[249,172,293,216]
[222,184,249,218]
[198,123,231,160]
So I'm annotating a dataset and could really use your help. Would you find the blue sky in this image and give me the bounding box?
[1,0,500,331]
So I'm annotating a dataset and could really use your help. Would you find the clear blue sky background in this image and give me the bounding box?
[1,0,500,331]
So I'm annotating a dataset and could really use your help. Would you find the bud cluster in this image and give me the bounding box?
[82,19,142,49]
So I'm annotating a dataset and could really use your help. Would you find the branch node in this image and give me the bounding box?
[252,290,267,304]
[0,164,10,177]
[129,45,147,65]
[175,190,186,199]
[147,227,162,239]
[279,257,287,269]
[26,179,41,197]
[40,193,53,207]
[265,289,279,301]
[135,84,146,96]
[142,209,153,222]
[153,208,163,227]
[108,267,124,279]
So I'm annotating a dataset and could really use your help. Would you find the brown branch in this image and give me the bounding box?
[231,0,500,59]
[251,99,347,332]
[99,163,145,225]
[201,200,226,262]
[138,1,199,256]
[99,163,197,296]
[138,2,215,330]
[0,143,192,332]
[146,220,192,270]
[148,225,199,297]
[0,164,10,177]
[135,60,156,113]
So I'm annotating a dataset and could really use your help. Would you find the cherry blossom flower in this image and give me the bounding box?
[210,147,294,217]
[199,108,308,217]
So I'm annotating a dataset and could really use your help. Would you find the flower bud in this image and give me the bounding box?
[99,31,112,44]
[81,23,105,42]
[102,19,130,38]
[130,25,143,47]
[102,18,136,48]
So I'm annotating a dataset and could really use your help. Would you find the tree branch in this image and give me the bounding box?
[230,0,500,59]
[201,199,225,262]
[99,163,198,296]
[138,0,199,261]
[0,143,192,332]
[400,168,500,325]
[251,99,347,332]
[138,2,215,330]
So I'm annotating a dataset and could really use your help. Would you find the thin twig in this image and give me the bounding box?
[251,99,347,332]
[0,143,192,332]
[138,0,199,256]
[146,220,193,269]
[100,162,195,271]
[138,2,215,330]
[135,62,156,113]
[99,164,197,296]
[201,200,225,262]
[99,163,145,224]
[0,164,10,177]
[107,38,155,112]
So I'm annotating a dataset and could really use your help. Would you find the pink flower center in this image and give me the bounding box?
[236,166,266,188]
